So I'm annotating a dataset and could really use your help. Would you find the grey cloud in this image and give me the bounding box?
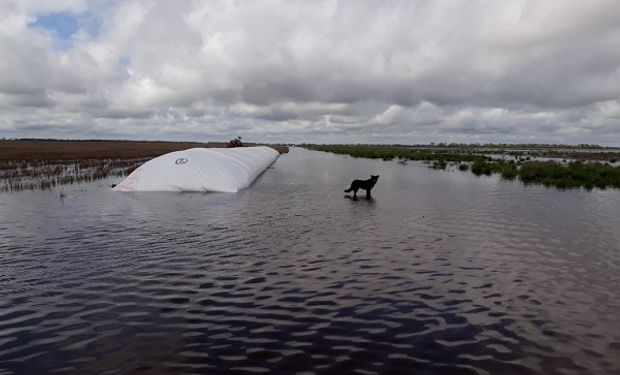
[0,0,619,144]
[95,109,152,120]
[0,92,52,108]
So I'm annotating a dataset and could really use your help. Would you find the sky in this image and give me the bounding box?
[1,0,619,145]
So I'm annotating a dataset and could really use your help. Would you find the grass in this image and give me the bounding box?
[0,158,147,193]
[303,144,485,163]
[303,145,620,190]
[470,160,518,179]
[519,161,620,190]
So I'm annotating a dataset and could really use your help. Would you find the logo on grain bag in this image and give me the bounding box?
[175,158,188,165]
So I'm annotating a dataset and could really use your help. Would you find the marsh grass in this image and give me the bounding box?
[519,161,620,190]
[0,158,147,193]
[305,145,620,190]
[304,145,485,163]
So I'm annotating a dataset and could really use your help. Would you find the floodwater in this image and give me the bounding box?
[1,147,619,375]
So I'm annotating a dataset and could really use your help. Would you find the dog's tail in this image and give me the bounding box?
[344,187,353,192]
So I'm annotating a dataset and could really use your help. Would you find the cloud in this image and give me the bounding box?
[0,0,619,144]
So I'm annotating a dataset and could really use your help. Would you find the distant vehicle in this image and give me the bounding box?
[227,136,244,148]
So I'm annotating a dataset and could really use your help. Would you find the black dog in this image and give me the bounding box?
[344,175,379,199]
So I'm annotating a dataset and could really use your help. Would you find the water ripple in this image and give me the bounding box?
[0,148,619,374]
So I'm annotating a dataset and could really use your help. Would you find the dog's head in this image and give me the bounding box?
[370,175,379,181]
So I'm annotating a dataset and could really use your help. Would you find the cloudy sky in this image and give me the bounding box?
[1,0,619,144]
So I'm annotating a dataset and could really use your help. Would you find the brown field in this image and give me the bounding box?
[0,140,288,161]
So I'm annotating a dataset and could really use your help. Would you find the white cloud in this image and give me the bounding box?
[0,0,619,144]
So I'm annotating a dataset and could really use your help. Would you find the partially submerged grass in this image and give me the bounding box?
[304,145,620,190]
[471,160,518,180]
[0,158,147,193]
[303,145,485,163]
[519,161,620,190]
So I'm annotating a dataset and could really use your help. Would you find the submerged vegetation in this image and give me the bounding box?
[303,145,620,190]
[0,158,147,193]
[518,161,620,189]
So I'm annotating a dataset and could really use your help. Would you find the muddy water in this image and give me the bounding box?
[1,147,619,374]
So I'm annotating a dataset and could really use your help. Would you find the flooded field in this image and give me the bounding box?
[1,147,619,374]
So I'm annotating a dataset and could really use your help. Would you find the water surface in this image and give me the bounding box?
[1,148,619,374]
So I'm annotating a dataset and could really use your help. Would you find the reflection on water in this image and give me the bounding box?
[1,148,619,374]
